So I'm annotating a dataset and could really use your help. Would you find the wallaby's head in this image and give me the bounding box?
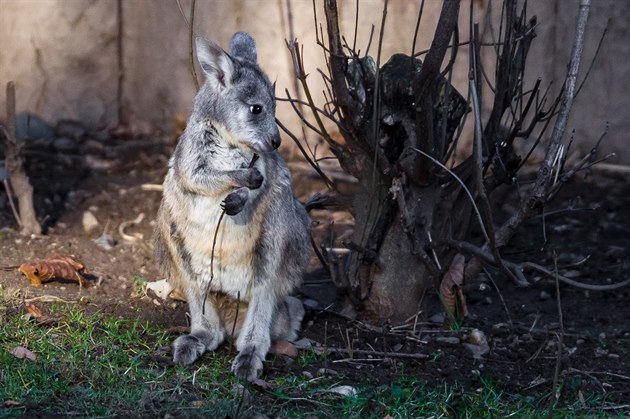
[193,32,280,153]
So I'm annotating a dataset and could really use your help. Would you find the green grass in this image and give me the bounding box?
[0,295,622,417]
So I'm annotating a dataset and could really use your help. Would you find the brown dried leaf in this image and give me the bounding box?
[24,303,43,318]
[18,255,91,287]
[11,346,37,362]
[440,253,468,325]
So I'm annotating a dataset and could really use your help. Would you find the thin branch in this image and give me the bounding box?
[188,0,199,91]
[410,147,489,242]
[276,118,336,190]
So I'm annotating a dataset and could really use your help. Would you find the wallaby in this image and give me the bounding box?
[155,32,310,381]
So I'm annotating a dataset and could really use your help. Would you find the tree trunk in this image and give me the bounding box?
[338,54,468,323]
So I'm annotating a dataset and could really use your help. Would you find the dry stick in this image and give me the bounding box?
[2,179,21,226]
[188,0,199,91]
[475,0,592,276]
[116,0,124,125]
[314,346,429,360]
[410,0,426,56]
[470,70,523,286]
[449,239,630,291]
[410,147,489,244]
[203,154,259,314]
[276,118,335,190]
[548,255,564,418]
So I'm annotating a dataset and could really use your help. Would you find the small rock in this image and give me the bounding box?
[539,291,551,301]
[317,368,338,376]
[94,233,116,250]
[325,385,357,397]
[302,371,313,379]
[435,336,460,345]
[429,312,445,324]
[294,337,314,350]
[82,210,99,234]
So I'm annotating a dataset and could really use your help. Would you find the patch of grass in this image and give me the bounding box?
[0,299,621,417]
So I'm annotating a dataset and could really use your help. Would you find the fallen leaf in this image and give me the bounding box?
[248,376,273,390]
[11,346,36,362]
[18,255,91,287]
[24,304,43,318]
[440,253,468,327]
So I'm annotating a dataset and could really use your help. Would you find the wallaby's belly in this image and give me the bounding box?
[181,195,260,301]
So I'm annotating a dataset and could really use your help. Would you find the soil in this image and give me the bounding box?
[1,131,629,411]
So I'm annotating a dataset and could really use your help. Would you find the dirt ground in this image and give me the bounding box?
[1,131,629,411]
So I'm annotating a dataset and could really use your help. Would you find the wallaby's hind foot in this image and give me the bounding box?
[173,327,225,365]
[232,346,264,381]
[172,334,206,365]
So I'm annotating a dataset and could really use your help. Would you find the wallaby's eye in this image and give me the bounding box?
[249,104,263,115]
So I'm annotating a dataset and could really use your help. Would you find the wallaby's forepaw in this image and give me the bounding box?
[232,346,264,381]
[222,187,249,215]
[173,334,206,365]
[245,167,264,189]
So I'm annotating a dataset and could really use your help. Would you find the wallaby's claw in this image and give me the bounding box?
[173,334,206,365]
[222,188,249,215]
[232,347,264,381]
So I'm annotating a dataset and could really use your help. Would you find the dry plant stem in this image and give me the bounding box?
[548,256,564,417]
[275,118,335,189]
[470,76,521,286]
[203,154,258,314]
[314,346,428,360]
[116,0,124,125]
[286,40,340,155]
[467,0,591,281]
[2,179,21,226]
[188,0,199,91]
[1,82,41,235]
[450,239,630,291]
[413,0,460,182]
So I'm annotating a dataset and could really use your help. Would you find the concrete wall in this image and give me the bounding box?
[0,0,628,160]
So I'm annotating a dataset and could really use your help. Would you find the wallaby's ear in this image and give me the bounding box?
[196,36,234,88]
[229,32,257,63]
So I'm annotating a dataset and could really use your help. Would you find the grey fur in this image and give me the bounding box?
[155,32,310,380]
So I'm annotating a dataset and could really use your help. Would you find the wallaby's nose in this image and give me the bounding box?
[271,135,281,150]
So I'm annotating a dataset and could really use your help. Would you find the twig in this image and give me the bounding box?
[410,0,426,56]
[2,179,21,226]
[276,118,335,190]
[203,154,258,314]
[410,147,489,242]
[116,0,124,125]
[188,0,199,91]
[520,261,630,291]
[548,254,564,417]
[314,346,429,360]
